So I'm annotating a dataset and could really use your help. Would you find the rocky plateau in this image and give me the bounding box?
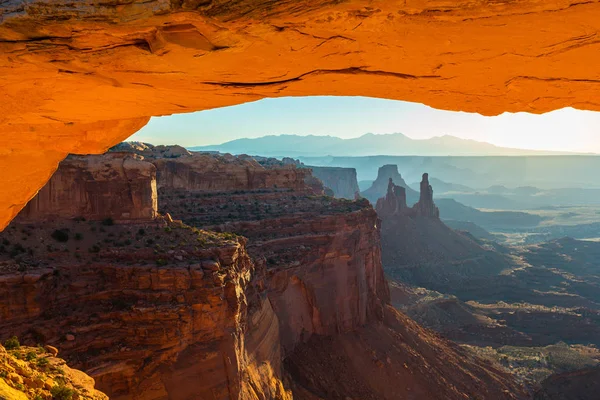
[0,146,527,399]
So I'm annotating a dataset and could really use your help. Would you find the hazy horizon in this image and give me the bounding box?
[189,132,595,155]
[130,96,600,153]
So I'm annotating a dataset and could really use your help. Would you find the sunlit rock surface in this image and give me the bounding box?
[19,152,158,222]
[1,0,600,228]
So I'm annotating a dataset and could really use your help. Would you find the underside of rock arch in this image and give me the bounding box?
[1,0,600,229]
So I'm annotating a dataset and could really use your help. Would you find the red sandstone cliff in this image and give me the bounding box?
[0,219,289,400]
[112,143,312,193]
[19,152,157,222]
[0,151,526,400]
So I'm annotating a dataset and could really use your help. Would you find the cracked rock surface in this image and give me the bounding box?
[1,0,600,229]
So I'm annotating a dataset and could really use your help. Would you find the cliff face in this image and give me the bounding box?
[155,157,309,192]
[286,306,524,400]
[19,152,157,222]
[362,165,419,205]
[0,150,526,400]
[116,146,313,193]
[219,208,389,353]
[0,218,289,400]
[159,184,388,354]
[308,166,360,199]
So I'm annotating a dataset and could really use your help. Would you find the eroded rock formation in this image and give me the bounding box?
[0,217,290,400]
[19,152,157,222]
[376,178,408,218]
[413,172,440,218]
[362,164,419,205]
[115,143,313,192]
[1,0,600,229]
[308,166,360,199]
[0,149,528,399]
[376,172,439,218]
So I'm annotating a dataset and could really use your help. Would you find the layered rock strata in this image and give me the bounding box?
[2,0,600,229]
[19,152,157,222]
[0,151,526,400]
[0,218,289,400]
[0,152,290,400]
[160,186,389,353]
[114,144,314,193]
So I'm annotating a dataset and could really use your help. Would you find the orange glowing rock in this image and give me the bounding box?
[1,0,599,229]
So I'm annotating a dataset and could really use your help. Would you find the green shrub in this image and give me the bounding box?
[51,229,69,243]
[50,384,74,400]
[37,357,49,368]
[4,336,20,350]
[25,351,37,361]
[74,233,83,241]
[101,218,114,226]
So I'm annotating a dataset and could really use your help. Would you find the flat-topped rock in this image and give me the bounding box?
[19,153,157,222]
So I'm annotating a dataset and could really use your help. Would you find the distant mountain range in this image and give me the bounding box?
[189,133,587,157]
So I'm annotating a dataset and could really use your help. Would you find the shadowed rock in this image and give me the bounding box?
[413,173,440,218]
[362,165,419,205]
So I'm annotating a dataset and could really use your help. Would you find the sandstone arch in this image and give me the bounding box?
[1,0,600,229]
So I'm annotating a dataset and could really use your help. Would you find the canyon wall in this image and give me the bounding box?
[0,220,289,400]
[156,154,389,354]
[154,156,309,192]
[19,152,157,222]
[215,208,389,353]
[115,144,312,193]
[309,166,360,199]
[0,150,525,400]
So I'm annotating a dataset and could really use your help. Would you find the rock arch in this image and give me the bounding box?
[1,0,600,228]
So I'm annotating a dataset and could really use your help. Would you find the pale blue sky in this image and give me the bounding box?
[129,96,600,153]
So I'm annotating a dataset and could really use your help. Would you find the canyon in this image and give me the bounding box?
[372,166,600,397]
[0,147,526,399]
